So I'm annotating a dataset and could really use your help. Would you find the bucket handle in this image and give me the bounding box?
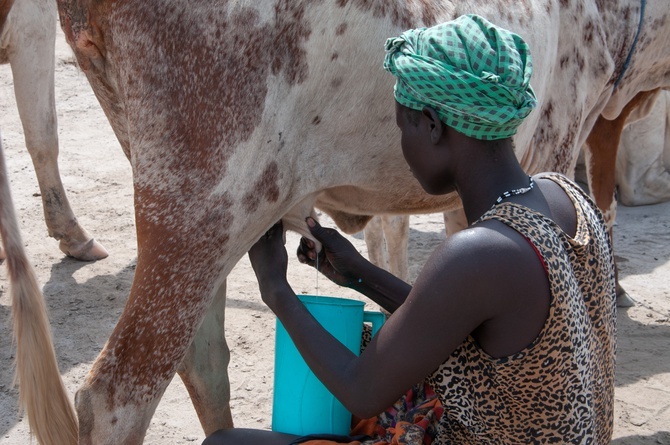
[363,311,386,338]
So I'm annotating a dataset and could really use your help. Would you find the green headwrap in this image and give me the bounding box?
[383,14,537,141]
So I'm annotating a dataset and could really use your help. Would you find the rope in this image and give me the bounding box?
[613,0,646,91]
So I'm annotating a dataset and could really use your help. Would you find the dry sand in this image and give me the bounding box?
[0,26,668,445]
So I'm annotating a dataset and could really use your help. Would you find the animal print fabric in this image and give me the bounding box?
[427,173,617,444]
[298,173,616,445]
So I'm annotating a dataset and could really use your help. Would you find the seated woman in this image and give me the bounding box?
[205,14,617,445]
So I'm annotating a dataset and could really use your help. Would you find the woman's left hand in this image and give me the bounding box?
[248,221,291,302]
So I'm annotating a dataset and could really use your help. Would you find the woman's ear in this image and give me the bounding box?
[422,106,444,144]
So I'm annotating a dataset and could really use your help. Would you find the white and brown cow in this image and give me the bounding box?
[0,0,107,261]
[6,0,668,444]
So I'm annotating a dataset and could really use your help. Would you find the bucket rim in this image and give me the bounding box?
[297,294,364,307]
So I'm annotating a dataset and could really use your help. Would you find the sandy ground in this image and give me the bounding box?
[0,26,668,445]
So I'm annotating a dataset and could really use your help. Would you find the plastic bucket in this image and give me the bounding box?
[272,295,385,436]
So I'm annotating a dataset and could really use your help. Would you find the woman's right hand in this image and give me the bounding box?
[297,217,366,288]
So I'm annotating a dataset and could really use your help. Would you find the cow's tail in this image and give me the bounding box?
[0,145,78,445]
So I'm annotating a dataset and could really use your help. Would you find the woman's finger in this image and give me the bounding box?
[298,237,317,260]
[297,242,313,264]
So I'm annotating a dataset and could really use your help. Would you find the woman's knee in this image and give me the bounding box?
[202,428,299,445]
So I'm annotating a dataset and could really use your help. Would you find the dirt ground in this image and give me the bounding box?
[0,26,668,445]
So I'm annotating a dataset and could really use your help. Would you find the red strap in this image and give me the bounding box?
[525,237,548,277]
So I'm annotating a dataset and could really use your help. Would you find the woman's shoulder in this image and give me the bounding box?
[434,222,543,283]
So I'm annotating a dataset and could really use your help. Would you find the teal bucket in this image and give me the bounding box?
[272,295,385,436]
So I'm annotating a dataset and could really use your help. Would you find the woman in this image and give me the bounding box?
[205,14,616,445]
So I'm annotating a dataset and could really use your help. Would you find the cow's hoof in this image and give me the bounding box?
[60,238,109,261]
[616,290,636,308]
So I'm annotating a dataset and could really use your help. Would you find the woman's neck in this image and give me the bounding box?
[454,141,530,225]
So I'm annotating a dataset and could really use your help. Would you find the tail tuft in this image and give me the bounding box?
[0,145,78,445]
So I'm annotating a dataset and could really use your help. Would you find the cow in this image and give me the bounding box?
[6,0,668,444]
[617,88,670,206]
[0,0,107,261]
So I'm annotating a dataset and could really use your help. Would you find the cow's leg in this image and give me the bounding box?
[616,90,670,206]
[363,215,410,281]
[74,176,250,444]
[178,279,234,435]
[364,216,389,271]
[380,215,410,282]
[75,270,220,444]
[584,89,660,308]
[443,208,467,236]
[8,10,108,261]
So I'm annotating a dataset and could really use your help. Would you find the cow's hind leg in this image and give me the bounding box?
[443,208,467,236]
[364,216,388,272]
[178,280,234,435]
[75,262,221,444]
[585,89,660,308]
[381,215,410,282]
[8,4,107,261]
[364,215,410,282]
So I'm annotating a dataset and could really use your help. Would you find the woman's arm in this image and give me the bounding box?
[248,221,518,418]
[344,259,411,313]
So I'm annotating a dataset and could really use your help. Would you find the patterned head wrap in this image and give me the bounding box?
[383,14,537,140]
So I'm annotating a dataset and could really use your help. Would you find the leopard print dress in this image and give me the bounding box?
[427,173,617,445]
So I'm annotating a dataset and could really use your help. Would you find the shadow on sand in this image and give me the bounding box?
[0,255,136,440]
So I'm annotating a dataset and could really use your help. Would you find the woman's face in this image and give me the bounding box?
[395,102,454,195]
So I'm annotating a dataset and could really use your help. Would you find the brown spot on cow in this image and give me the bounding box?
[336,22,347,35]
[583,19,595,44]
[554,119,581,173]
[0,0,15,32]
[650,14,668,32]
[592,53,611,78]
[336,0,413,29]
[419,0,440,26]
[576,51,586,73]
[542,101,554,121]
[272,1,312,84]
[243,162,281,214]
[517,0,534,26]
[545,1,553,15]
[497,3,505,19]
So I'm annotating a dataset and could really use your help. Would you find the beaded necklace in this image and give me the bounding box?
[494,176,534,204]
